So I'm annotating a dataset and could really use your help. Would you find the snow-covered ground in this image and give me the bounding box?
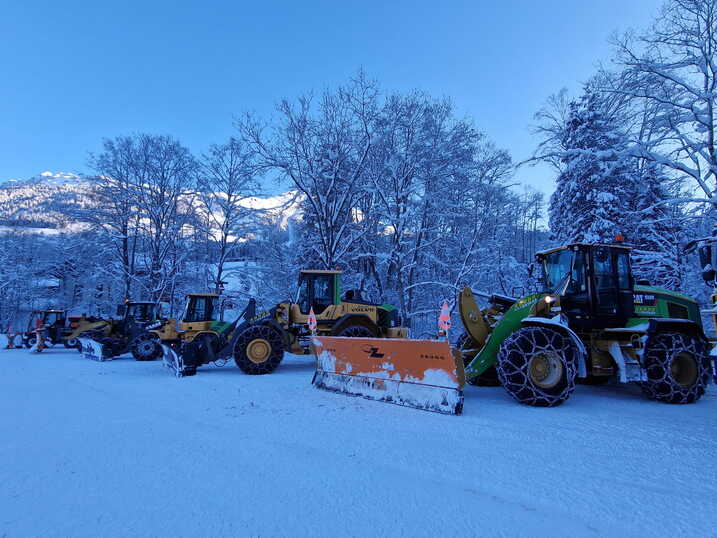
[1,347,715,537]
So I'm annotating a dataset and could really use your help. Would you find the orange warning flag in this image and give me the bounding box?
[438,301,451,331]
[308,307,317,333]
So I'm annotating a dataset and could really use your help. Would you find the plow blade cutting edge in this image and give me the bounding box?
[161,344,188,378]
[311,337,465,415]
[78,337,109,361]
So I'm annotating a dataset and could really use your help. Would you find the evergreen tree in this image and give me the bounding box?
[629,162,686,289]
[549,89,634,244]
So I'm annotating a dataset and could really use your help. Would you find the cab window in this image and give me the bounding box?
[184,297,215,322]
[616,251,631,290]
[127,304,151,320]
[566,251,587,295]
[296,276,310,314]
[44,312,63,326]
[543,249,574,292]
[593,247,617,292]
[313,275,334,314]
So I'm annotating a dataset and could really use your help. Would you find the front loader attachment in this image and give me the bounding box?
[311,337,465,415]
[78,337,110,361]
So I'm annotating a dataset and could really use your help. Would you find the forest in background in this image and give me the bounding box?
[1,0,716,336]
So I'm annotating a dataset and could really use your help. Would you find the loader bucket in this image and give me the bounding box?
[78,337,109,361]
[311,337,465,415]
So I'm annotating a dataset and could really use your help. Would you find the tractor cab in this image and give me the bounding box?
[27,309,67,332]
[537,243,634,329]
[295,270,342,315]
[43,310,67,328]
[181,293,219,325]
[116,301,159,323]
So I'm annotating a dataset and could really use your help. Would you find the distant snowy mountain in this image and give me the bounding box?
[1,171,87,188]
[0,171,302,232]
[0,171,94,229]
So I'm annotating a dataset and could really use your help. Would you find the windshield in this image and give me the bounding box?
[542,249,574,292]
[541,248,587,295]
[296,275,310,312]
[43,312,64,326]
[126,303,156,321]
[182,296,217,322]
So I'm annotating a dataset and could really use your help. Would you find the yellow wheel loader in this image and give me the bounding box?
[311,242,714,414]
[73,301,161,361]
[135,293,231,361]
[167,270,408,377]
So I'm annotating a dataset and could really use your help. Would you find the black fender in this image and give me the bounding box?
[330,314,379,336]
[521,317,588,378]
[646,318,708,343]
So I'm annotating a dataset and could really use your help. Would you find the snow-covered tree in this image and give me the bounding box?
[612,0,717,206]
[549,89,635,243]
[87,137,142,300]
[627,161,687,288]
[239,71,378,270]
[196,137,260,293]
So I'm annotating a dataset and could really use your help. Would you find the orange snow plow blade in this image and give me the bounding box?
[311,337,465,415]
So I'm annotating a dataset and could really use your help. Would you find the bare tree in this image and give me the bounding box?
[196,137,260,293]
[129,134,196,301]
[87,136,141,299]
[238,71,379,268]
[612,0,717,204]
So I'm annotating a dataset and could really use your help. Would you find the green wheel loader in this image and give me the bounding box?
[457,242,713,406]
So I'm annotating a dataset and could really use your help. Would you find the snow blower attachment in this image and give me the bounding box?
[311,337,465,415]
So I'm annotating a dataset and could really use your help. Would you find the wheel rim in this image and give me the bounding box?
[670,352,698,387]
[247,338,271,364]
[137,340,157,356]
[528,351,563,389]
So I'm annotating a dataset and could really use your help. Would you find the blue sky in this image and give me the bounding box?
[1,0,662,195]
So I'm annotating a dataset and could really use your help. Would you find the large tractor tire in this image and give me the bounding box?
[234,324,285,375]
[456,332,500,387]
[25,336,37,349]
[640,332,710,404]
[334,325,375,338]
[63,337,80,349]
[131,332,162,361]
[496,326,578,407]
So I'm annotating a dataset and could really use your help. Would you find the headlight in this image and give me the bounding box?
[544,296,556,304]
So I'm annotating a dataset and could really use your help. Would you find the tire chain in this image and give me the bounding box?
[497,326,577,407]
[234,324,284,374]
[640,332,709,404]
